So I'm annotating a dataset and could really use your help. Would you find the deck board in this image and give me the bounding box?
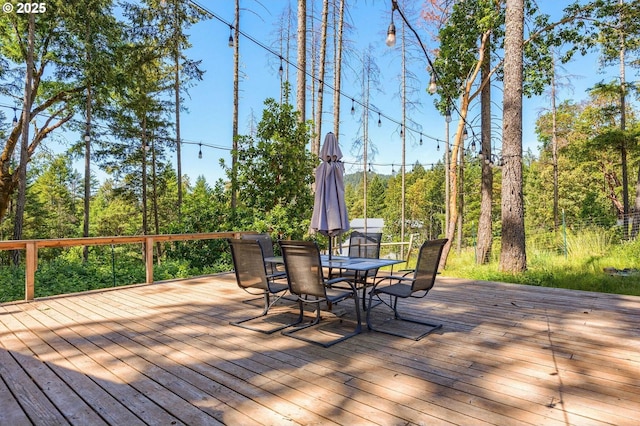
[1,273,639,425]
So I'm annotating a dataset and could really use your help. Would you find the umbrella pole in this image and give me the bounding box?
[328,236,332,260]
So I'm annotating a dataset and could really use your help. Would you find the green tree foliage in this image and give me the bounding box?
[28,153,82,239]
[227,92,316,240]
[0,0,120,222]
[367,175,387,218]
[89,179,141,236]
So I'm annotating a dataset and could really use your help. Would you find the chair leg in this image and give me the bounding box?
[282,298,361,348]
[231,292,299,334]
[366,291,441,341]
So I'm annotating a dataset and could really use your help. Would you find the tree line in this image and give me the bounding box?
[1,0,639,276]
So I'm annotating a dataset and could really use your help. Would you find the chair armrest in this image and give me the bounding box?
[396,269,415,277]
[373,274,414,287]
[325,276,355,287]
[266,271,287,280]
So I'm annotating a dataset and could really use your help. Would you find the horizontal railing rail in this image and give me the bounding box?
[0,232,252,301]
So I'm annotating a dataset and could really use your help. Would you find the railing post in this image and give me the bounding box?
[25,242,37,301]
[145,237,154,283]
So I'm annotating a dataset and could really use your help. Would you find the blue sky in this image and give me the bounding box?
[171,0,619,185]
[2,1,622,185]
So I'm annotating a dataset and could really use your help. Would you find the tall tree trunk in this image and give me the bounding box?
[231,0,240,211]
[476,38,493,264]
[296,0,306,122]
[400,18,406,250]
[362,54,369,231]
[551,54,560,230]
[439,31,490,270]
[175,39,182,219]
[618,0,628,238]
[456,132,464,252]
[499,0,526,273]
[332,0,345,137]
[444,113,450,237]
[151,136,161,262]
[83,90,91,262]
[142,117,148,237]
[440,118,466,269]
[313,0,329,157]
[12,13,35,266]
[83,22,92,263]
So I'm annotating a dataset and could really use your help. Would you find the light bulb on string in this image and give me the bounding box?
[278,57,283,77]
[12,108,18,127]
[463,127,468,140]
[377,112,381,127]
[428,72,437,95]
[399,125,403,137]
[470,139,476,152]
[198,143,202,159]
[419,133,423,145]
[228,25,234,48]
[445,108,452,123]
[391,163,395,174]
[350,99,355,116]
[385,6,396,47]
[437,141,440,151]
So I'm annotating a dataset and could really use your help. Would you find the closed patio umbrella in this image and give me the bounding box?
[310,132,349,259]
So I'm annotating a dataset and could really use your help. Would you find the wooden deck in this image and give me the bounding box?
[1,273,639,425]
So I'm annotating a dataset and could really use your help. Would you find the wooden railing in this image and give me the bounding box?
[0,232,250,301]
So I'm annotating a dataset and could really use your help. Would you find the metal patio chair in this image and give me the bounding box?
[228,238,295,334]
[241,233,286,278]
[366,238,448,340]
[330,231,383,309]
[279,240,362,347]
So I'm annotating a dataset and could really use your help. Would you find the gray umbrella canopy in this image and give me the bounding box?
[310,132,349,255]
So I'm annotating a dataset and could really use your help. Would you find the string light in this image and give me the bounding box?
[385,3,397,47]
[428,72,437,95]
[419,133,423,145]
[399,124,403,137]
[278,57,283,77]
[12,108,18,127]
[377,112,381,127]
[445,108,452,123]
[228,25,234,47]
[178,1,449,155]
[198,143,203,159]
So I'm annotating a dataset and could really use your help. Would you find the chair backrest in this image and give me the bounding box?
[279,240,326,299]
[242,233,279,274]
[228,238,269,291]
[348,231,382,258]
[241,233,276,257]
[411,239,448,293]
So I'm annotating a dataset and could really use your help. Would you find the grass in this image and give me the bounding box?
[441,231,640,296]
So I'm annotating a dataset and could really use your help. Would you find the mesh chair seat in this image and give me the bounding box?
[228,238,296,334]
[279,240,361,347]
[366,238,448,340]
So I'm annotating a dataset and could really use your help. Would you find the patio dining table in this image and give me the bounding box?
[265,254,404,309]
